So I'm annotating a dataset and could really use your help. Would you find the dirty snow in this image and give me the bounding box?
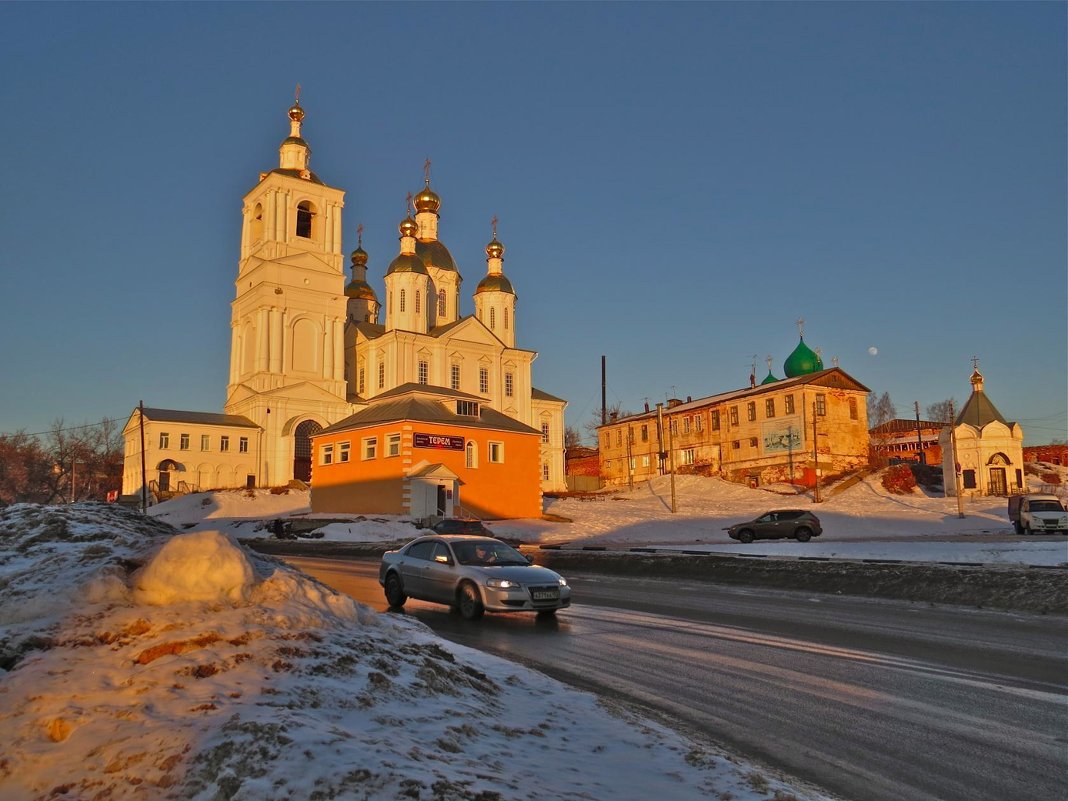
[0,502,829,801]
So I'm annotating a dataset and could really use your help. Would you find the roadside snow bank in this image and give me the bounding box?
[133,530,254,605]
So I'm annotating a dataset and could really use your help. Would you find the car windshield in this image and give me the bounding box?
[1031,501,1063,512]
[453,540,527,566]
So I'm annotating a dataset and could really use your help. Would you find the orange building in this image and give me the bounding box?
[310,384,542,520]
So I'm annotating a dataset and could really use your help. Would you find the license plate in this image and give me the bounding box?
[532,590,559,601]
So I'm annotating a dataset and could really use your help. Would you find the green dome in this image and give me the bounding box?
[386,253,428,276]
[415,239,458,273]
[475,274,515,295]
[760,370,778,385]
[783,337,820,377]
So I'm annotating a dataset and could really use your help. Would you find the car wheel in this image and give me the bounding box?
[795,527,812,542]
[384,573,407,608]
[536,609,557,618]
[458,582,485,620]
[738,529,754,544]
[1013,522,1023,535]
[1023,524,1032,536]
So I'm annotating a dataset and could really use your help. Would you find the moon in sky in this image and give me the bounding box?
[868,346,879,356]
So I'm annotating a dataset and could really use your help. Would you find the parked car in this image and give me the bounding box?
[431,518,491,536]
[1007,495,1068,535]
[379,535,571,620]
[724,510,822,543]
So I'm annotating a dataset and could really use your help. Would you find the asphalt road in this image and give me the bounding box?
[285,555,1068,801]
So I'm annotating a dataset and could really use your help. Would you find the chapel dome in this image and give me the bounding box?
[760,370,779,385]
[415,239,458,273]
[288,103,305,123]
[783,337,820,377]
[350,245,368,268]
[386,253,428,275]
[485,237,505,260]
[475,274,515,295]
[345,279,378,301]
[398,216,419,239]
[414,185,441,214]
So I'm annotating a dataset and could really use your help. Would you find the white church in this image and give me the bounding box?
[122,99,566,504]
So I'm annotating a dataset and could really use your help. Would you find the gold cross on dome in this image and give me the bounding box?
[406,192,413,214]
[295,83,302,104]
[491,215,499,237]
[424,158,431,186]
[357,223,364,245]
[971,355,980,370]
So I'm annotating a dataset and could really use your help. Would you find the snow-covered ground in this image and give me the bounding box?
[0,502,830,801]
[149,470,1068,567]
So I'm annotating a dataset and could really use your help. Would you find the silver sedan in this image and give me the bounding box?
[379,535,571,620]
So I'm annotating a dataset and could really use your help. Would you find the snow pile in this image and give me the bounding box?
[133,530,254,605]
[0,503,827,801]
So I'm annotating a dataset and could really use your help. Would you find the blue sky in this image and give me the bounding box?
[1,2,1064,445]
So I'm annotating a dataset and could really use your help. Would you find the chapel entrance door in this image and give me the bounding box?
[293,420,322,482]
[988,468,1007,496]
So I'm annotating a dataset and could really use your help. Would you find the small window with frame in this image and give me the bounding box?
[363,437,378,460]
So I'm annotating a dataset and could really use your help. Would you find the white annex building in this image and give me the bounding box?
[122,100,566,504]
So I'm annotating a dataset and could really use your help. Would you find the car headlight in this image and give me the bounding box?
[558,578,568,587]
[486,578,519,589]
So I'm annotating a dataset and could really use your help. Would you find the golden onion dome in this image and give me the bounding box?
[288,103,305,123]
[485,237,505,260]
[398,216,419,239]
[475,273,515,295]
[350,245,368,268]
[345,279,378,301]
[386,253,429,276]
[414,184,441,214]
[415,239,458,273]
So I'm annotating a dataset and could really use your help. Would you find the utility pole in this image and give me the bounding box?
[914,401,924,465]
[812,401,821,503]
[626,425,634,492]
[950,399,964,518]
[601,356,607,426]
[139,400,147,514]
[667,411,677,513]
[655,403,665,476]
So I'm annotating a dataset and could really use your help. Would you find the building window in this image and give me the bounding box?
[695,414,703,433]
[220,435,229,452]
[669,418,678,436]
[641,455,650,468]
[603,433,610,448]
[542,422,550,443]
[438,290,446,317]
[765,399,775,418]
[711,411,720,431]
[363,437,378,460]
[816,394,827,416]
[849,397,858,420]
[505,372,514,397]
[338,442,351,463]
[683,416,691,434]
[399,289,406,312]
[457,400,479,416]
[159,432,169,449]
[178,433,189,450]
[466,440,477,468]
[962,469,976,489]
[729,407,739,426]
[378,362,385,389]
[387,433,401,457]
[358,368,365,394]
[681,448,695,466]
[504,307,510,330]
[749,437,758,448]
[747,402,756,422]
[488,441,504,463]
[489,308,496,329]
[239,437,249,453]
[641,425,649,442]
[418,360,429,385]
[732,440,741,450]
[415,290,421,314]
[616,430,622,447]
[479,367,489,394]
[200,434,210,451]
[296,201,314,238]
[542,462,550,481]
[451,364,461,390]
[321,444,334,465]
[785,394,795,415]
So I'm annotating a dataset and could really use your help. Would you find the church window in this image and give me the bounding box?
[479,367,489,394]
[849,397,858,420]
[387,433,401,457]
[415,290,421,314]
[358,368,365,394]
[466,440,477,469]
[765,399,775,419]
[321,444,334,465]
[159,432,169,449]
[451,364,461,390]
[505,372,514,397]
[338,442,351,463]
[785,394,795,415]
[962,469,976,489]
[239,437,249,453]
[363,437,378,460]
[400,289,406,312]
[711,411,720,431]
[641,425,648,442]
[438,290,446,317]
[747,402,756,422]
[489,308,496,330]
[695,414,703,433]
[542,422,550,443]
[296,201,315,238]
[542,462,550,481]
[378,362,385,389]
[729,407,739,426]
[488,441,504,463]
[201,435,210,451]
[220,436,230,452]
[504,307,510,329]
[251,203,264,242]
[179,434,190,450]
[418,360,429,385]
[816,394,827,416]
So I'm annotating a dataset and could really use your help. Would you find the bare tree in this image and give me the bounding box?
[564,426,583,449]
[867,391,896,429]
[925,399,956,423]
[0,431,58,504]
[583,401,632,444]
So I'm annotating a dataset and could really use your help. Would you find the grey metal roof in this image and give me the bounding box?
[138,408,259,428]
[532,387,566,403]
[319,384,540,436]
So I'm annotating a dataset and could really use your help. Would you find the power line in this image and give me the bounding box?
[4,415,128,439]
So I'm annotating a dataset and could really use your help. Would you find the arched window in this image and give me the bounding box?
[466,440,477,469]
[293,420,323,482]
[296,201,315,238]
[504,306,509,330]
[438,290,446,317]
[399,289,406,312]
[489,308,496,330]
[415,290,421,314]
[251,203,264,242]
